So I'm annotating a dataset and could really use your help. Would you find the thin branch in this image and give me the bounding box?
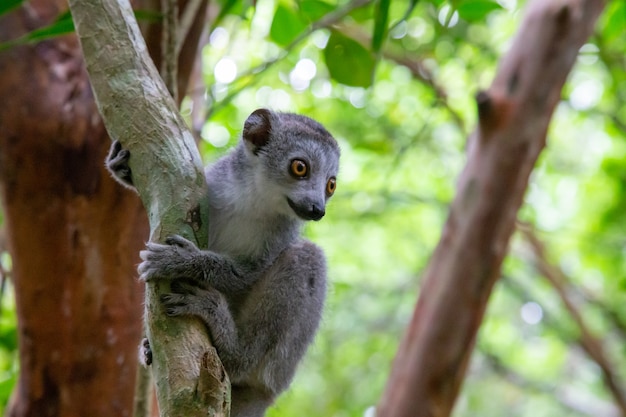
[482,350,619,417]
[177,0,204,56]
[500,274,622,417]
[161,0,179,101]
[205,0,374,117]
[519,223,626,415]
[334,23,467,134]
[582,291,626,341]
[388,0,420,34]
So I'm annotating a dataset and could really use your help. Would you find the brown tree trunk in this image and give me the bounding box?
[377,1,605,416]
[0,0,207,415]
[0,6,147,416]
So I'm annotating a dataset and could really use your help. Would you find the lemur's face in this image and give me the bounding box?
[283,149,338,221]
[243,109,340,222]
[257,135,339,222]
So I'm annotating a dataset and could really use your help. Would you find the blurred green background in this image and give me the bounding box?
[1,0,625,415]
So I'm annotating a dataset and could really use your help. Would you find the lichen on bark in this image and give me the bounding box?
[67,0,231,415]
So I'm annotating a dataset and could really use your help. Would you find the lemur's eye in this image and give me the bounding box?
[326,177,337,196]
[290,159,308,178]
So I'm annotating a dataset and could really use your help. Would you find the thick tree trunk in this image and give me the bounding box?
[68,0,230,414]
[0,3,147,416]
[0,0,208,415]
[377,1,605,416]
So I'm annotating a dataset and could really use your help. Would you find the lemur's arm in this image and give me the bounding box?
[107,143,253,293]
[159,240,327,394]
[107,141,254,293]
[138,235,254,294]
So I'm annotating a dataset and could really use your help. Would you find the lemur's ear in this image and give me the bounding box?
[243,109,273,153]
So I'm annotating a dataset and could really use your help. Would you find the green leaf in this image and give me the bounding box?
[456,0,501,22]
[599,1,626,43]
[323,31,375,87]
[0,0,23,16]
[0,10,75,51]
[24,11,75,42]
[0,373,17,406]
[211,0,242,30]
[394,0,419,26]
[134,9,163,23]
[299,0,334,23]
[372,0,391,53]
[270,3,307,46]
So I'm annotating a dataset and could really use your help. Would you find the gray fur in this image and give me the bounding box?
[106,108,340,417]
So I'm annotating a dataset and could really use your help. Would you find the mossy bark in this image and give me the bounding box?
[67,0,231,415]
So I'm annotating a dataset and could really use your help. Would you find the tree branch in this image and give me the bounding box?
[482,349,619,417]
[161,0,179,101]
[205,0,373,117]
[67,0,230,415]
[519,223,626,415]
[377,1,605,416]
[334,23,467,134]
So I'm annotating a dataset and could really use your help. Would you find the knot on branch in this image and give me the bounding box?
[555,3,571,32]
[197,346,230,411]
[475,90,511,139]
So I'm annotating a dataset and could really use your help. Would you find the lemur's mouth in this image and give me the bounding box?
[287,198,325,221]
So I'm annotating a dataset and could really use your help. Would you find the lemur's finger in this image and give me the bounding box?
[165,235,196,250]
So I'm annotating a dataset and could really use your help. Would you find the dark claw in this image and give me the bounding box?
[170,281,184,293]
[139,337,152,366]
[165,236,179,246]
[106,140,134,187]
[165,234,195,249]
[171,280,198,294]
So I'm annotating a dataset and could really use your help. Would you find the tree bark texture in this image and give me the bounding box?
[67,0,230,416]
[0,0,208,416]
[377,1,605,416]
[0,2,146,415]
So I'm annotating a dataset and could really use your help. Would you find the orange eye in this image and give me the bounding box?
[290,159,308,178]
[326,177,337,196]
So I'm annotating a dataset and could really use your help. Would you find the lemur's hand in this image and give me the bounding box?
[160,280,224,321]
[138,235,204,282]
[106,140,134,188]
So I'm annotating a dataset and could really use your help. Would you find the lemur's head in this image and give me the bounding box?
[242,108,340,221]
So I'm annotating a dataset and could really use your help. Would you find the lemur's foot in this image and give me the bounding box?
[106,140,134,186]
[138,337,152,367]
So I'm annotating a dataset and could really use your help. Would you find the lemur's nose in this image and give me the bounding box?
[308,204,325,221]
[287,198,326,221]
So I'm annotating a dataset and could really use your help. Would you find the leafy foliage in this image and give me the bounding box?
[270,3,307,46]
[324,31,376,87]
[372,0,391,53]
[455,0,501,21]
[0,0,22,16]
[196,0,626,415]
[1,0,625,415]
[0,11,74,51]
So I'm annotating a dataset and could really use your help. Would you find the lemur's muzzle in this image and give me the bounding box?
[287,198,325,221]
